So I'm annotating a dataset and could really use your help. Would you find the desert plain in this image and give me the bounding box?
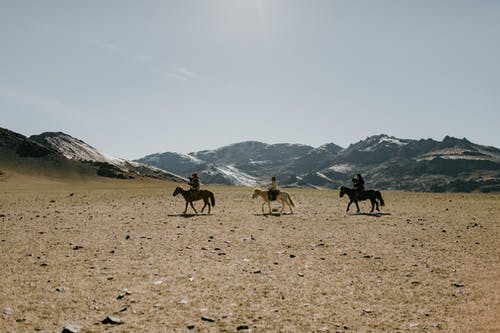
[0,175,499,332]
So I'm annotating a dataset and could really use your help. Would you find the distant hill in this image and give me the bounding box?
[136,134,500,192]
[0,128,183,182]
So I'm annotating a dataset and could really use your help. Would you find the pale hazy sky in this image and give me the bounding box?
[1,1,499,159]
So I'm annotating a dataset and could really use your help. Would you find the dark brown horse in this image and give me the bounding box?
[339,186,385,213]
[173,186,215,214]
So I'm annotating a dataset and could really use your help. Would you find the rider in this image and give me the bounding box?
[188,173,201,199]
[352,174,365,192]
[268,176,280,201]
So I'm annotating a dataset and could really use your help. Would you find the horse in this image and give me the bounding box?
[173,186,215,214]
[339,186,385,213]
[252,189,295,214]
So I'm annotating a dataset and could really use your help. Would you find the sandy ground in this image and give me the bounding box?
[0,178,499,332]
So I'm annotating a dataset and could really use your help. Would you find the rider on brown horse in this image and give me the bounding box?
[188,173,200,200]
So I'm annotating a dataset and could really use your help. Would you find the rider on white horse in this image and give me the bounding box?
[268,176,280,201]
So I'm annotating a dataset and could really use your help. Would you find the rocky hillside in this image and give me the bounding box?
[0,128,182,182]
[136,135,500,192]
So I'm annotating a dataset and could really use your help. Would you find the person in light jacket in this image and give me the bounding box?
[268,176,280,200]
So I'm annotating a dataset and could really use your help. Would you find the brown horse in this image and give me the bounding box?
[173,186,215,214]
[339,186,385,213]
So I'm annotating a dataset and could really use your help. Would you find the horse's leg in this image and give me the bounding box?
[201,199,210,214]
[267,201,272,214]
[346,200,352,212]
[369,199,375,213]
[189,201,198,214]
[355,201,360,213]
[183,201,189,214]
[261,201,266,214]
[287,198,293,214]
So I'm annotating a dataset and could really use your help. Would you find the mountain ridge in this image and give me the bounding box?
[2,127,499,192]
[136,134,500,192]
[1,128,183,182]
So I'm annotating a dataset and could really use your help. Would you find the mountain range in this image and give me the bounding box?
[136,135,500,192]
[1,126,499,192]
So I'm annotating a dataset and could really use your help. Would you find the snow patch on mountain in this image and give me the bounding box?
[359,135,409,152]
[380,136,408,146]
[328,163,353,173]
[316,172,333,182]
[44,134,123,165]
[212,165,259,186]
[418,148,500,162]
[182,153,204,164]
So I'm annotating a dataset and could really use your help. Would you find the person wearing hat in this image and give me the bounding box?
[188,173,201,199]
[268,176,280,201]
[352,173,365,192]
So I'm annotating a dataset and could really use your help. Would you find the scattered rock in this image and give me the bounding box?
[62,323,83,333]
[187,325,195,330]
[72,245,83,250]
[201,316,215,322]
[452,282,465,288]
[237,325,250,330]
[3,307,12,316]
[101,316,124,325]
[362,308,373,315]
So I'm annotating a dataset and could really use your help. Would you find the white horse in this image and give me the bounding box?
[252,189,295,214]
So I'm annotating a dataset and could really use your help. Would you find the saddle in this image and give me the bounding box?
[268,189,280,201]
[190,189,200,200]
[356,190,367,200]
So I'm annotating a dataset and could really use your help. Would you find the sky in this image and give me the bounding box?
[1,1,499,160]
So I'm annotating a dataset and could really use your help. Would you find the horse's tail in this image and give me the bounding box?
[210,192,215,207]
[377,191,385,207]
[288,193,295,207]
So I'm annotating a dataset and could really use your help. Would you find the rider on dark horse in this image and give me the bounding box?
[352,174,365,197]
[188,173,201,200]
[268,176,280,201]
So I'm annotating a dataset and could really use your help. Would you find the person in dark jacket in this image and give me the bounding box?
[188,173,200,199]
[352,174,365,192]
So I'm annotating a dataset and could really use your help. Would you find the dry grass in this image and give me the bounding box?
[0,176,499,332]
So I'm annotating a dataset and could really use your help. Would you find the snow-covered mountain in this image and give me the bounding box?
[29,132,182,181]
[2,126,498,192]
[137,141,316,187]
[136,134,500,192]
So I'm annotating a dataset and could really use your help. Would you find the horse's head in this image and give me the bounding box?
[339,186,346,197]
[173,186,181,196]
[252,189,261,199]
